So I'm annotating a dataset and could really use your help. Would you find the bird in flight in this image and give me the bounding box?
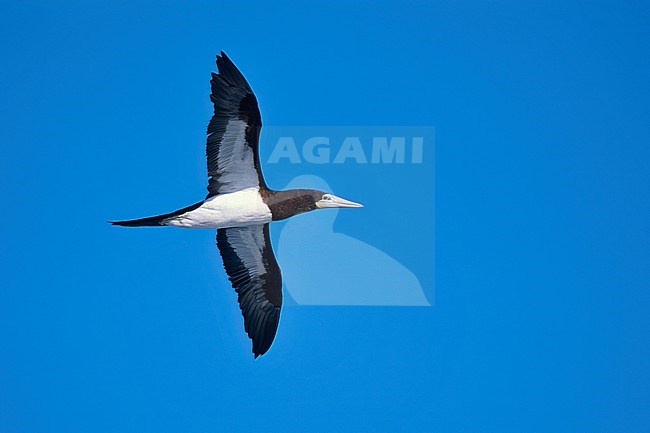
[111,52,363,358]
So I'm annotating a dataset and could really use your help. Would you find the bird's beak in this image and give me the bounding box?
[316,194,364,209]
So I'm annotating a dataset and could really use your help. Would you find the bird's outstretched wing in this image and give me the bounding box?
[206,52,266,197]
[216,224,282,358]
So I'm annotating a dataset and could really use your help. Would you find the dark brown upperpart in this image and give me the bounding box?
[261,188,324,221]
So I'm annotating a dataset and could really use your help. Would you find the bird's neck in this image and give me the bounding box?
[261,189,318,221]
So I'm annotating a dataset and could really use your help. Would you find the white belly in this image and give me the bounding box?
[166,188,272,229]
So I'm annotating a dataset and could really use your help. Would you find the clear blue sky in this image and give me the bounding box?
[1,1,649,432]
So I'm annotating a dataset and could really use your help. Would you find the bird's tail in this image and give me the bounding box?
[109,201,203,227]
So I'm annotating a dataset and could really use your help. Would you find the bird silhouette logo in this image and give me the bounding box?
[278,175,430,307]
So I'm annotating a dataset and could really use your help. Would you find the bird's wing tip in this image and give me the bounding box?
[215,51,232,73]
[217,51,230,63]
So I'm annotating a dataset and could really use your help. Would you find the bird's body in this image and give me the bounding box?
[111,52,362,358]
[167,188,271,229]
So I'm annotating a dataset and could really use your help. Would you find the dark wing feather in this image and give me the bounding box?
[216,224,282,358]
[206,52,266,197]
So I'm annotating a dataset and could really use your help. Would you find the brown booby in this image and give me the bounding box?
[110,52,363,358]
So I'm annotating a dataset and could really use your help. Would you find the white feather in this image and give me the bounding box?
[165,188,271,229]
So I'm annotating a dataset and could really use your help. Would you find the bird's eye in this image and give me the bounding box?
[323,195,331,201]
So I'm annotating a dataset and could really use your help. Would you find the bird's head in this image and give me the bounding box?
[312,191,364,209]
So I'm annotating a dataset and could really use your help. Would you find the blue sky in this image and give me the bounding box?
[1,1,650,432]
